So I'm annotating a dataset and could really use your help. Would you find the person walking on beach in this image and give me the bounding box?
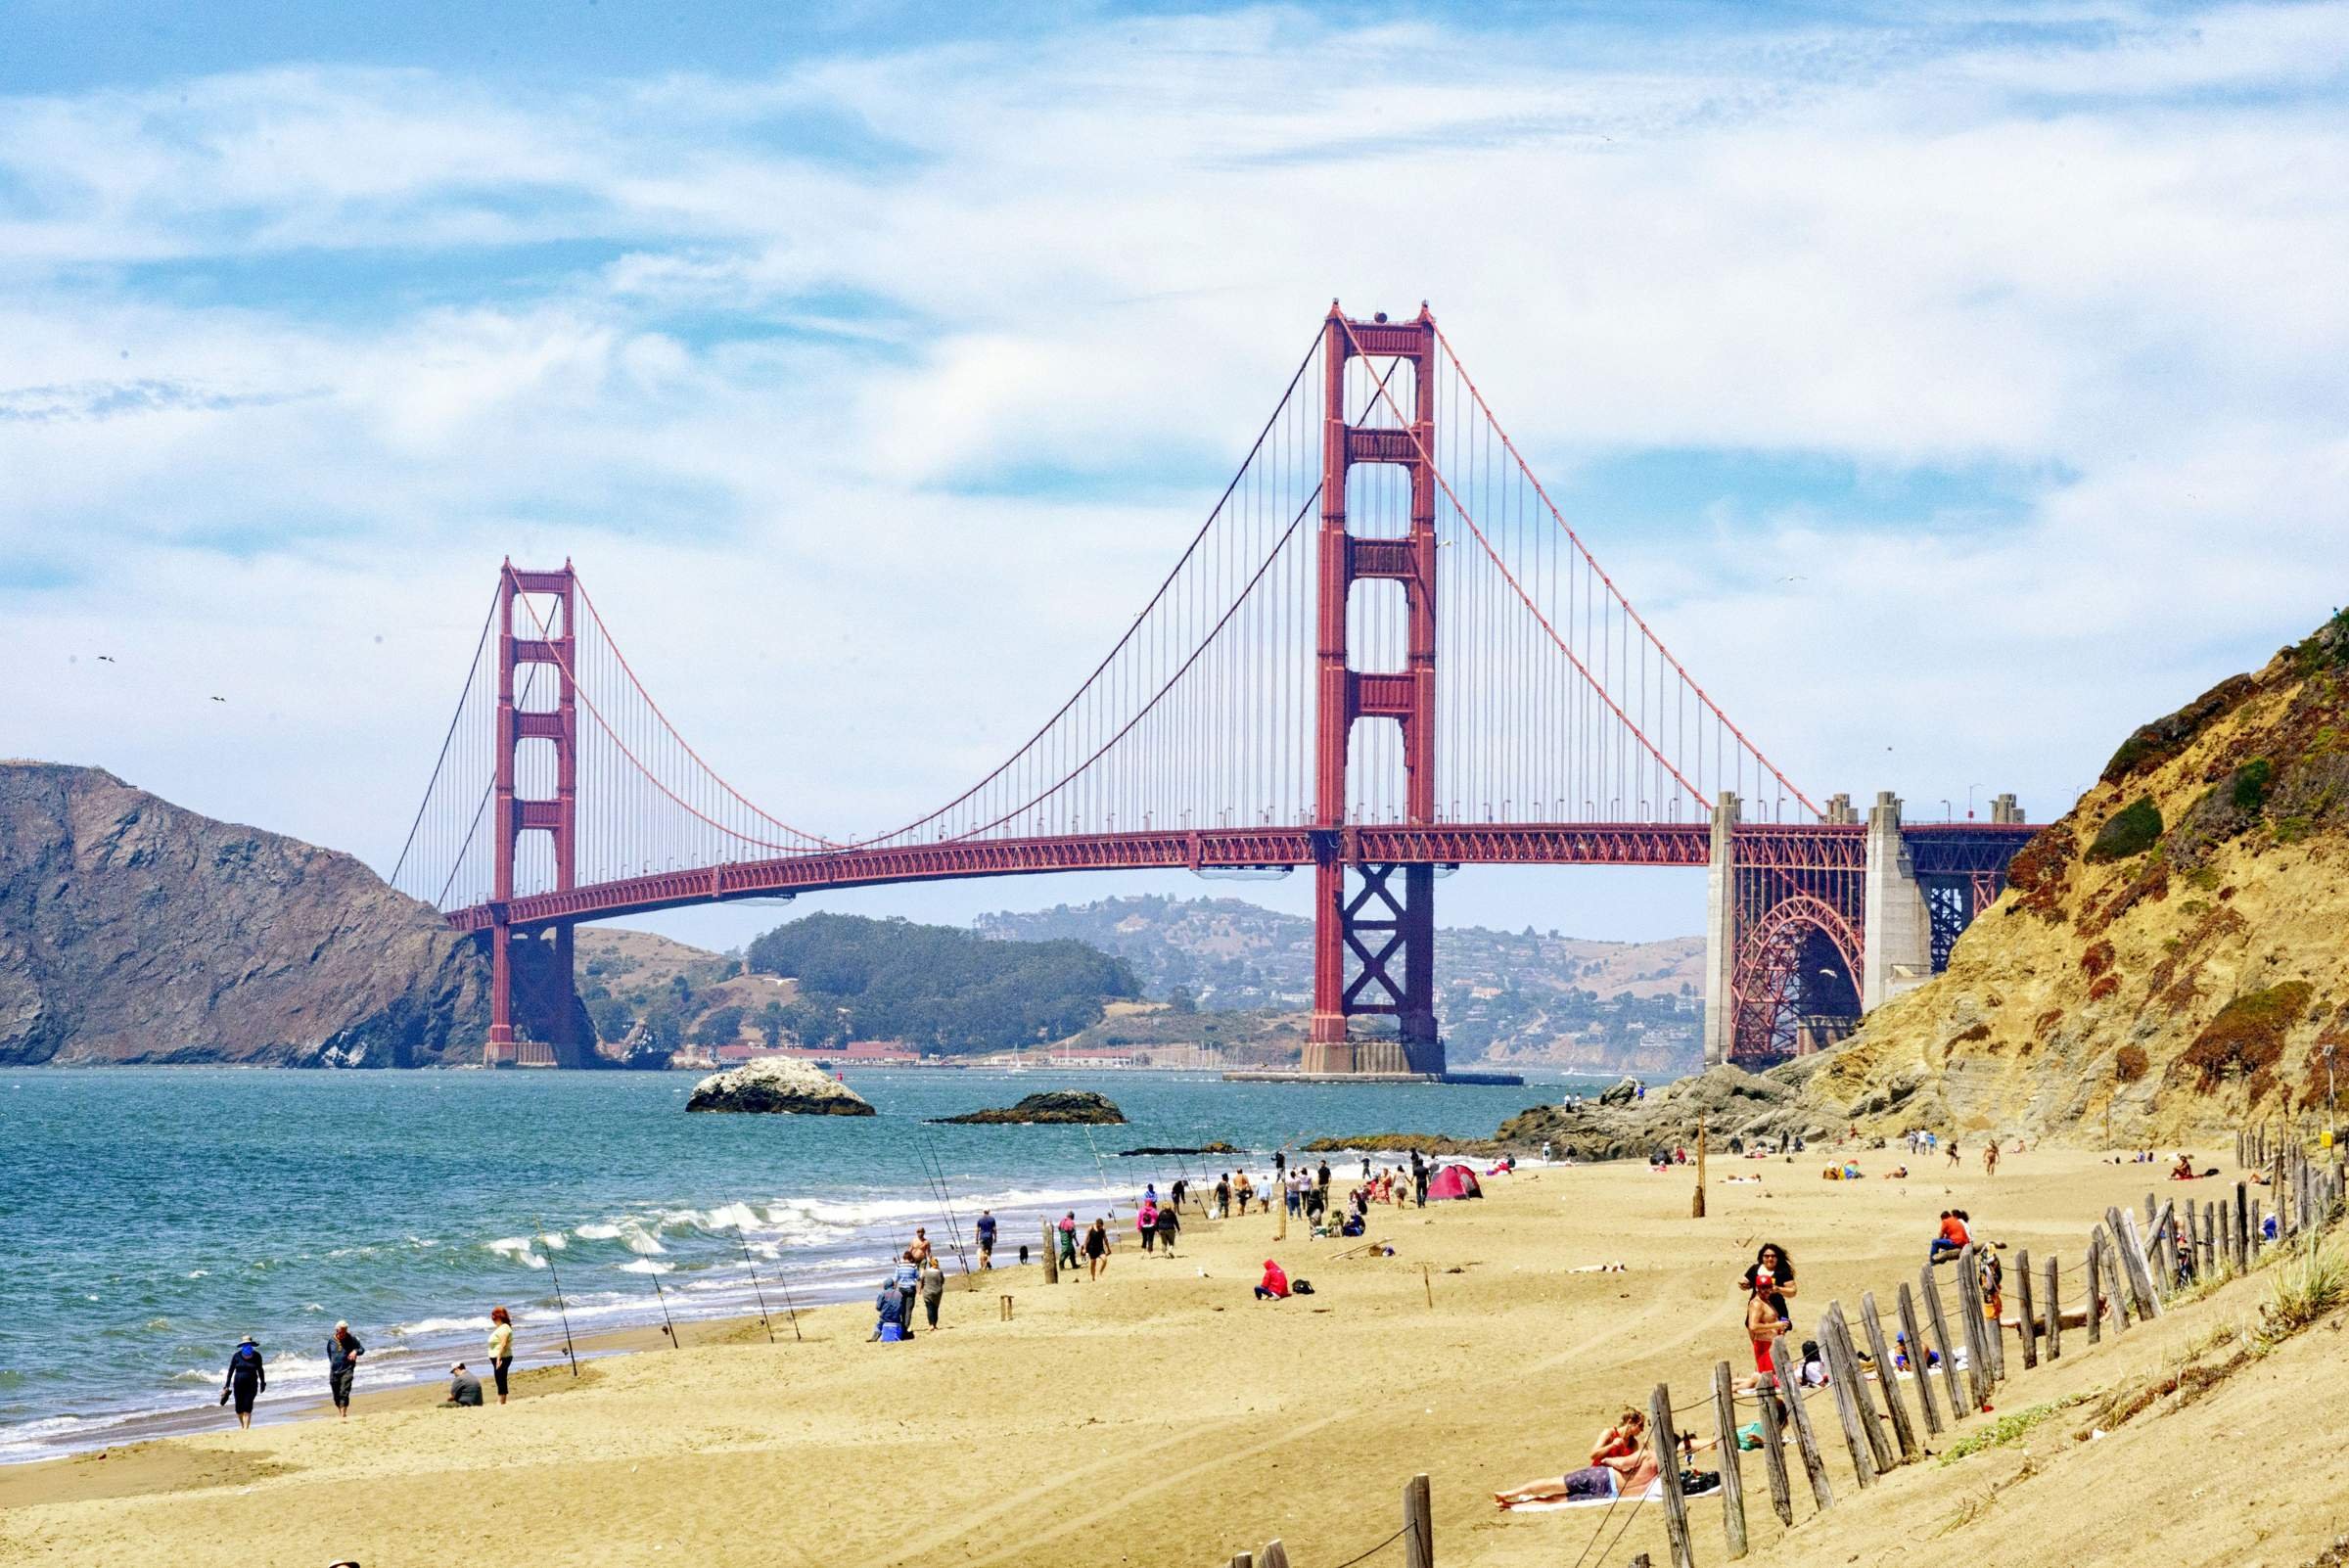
[1137,1196,1160,1253]
[1411,1151,1428,1208]
[976,1210,997,1268]
[486,1306,515,1406]
[1983,1140,2001,1176]
[1740,1244,1797,1333]
[1154,1199,1179,1257]
[325,1321,365,1419]
[220,1335,265,1429]
[1740,1272,1786,1390]
[920,1255,946,1328]
[1083,1218,1111,1279]
[1171,1177,1188,1212]
[1214,1175,1231,1219]
[1316,1159,1331,1196]
[1946,1137,1961,1168]
[893,1251,922,1336]
[1057,1212,1080,1271]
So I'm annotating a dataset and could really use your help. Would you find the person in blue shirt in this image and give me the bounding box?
[976,1209,997,1268]
[892,1252,922,1337]
[872,1279,907,1341]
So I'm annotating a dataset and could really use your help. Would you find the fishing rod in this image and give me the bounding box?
[912,1129,979,1288]
[532,1218,580,1378]
[732,1211,778,1345]
[650,1270,680,1350]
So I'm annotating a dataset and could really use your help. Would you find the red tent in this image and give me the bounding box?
[1427,1164,1483,1201]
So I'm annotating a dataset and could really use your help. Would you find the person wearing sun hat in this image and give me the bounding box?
[220,1335,265,1428]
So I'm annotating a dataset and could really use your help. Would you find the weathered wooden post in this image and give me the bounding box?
[1232,1551,1253,1568]
[2042,1255,2062,1361]
[2235,1180,2251,1269]
[1954,1247,1994,1407]
[1897,1282,1943,1436]
[2110,1207,2161,1318]
[1711,1360,1751,1559]
[1404,1472,1433,1568]
[2148,1202,2177,1300]
[1649,1387,1695,1568]
[2011,1249,2037,1368]
[2086,1232,2107,1342]
[1769,1334,1834,1509]
[1260,1543,1289,1568]
[1918,1262,1970,1417]
[1752,1367,1796,1525]
[1040,1219,1059,1284]
[1858,1293,1920,1462]
[1692,1116,1708,1219]
[1817,1308,1882,1483]
[2251,1197,2265,1260]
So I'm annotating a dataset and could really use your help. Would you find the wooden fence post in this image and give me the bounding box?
[1232,1552,1253,1568]
[2042,1255,2061,1361]
[1769,1334,1834,1509]
[1404,1472,1433,1568]
[1260,1544,1289,1568]
[2085,1233,2105,1342]
[1040,1219,1059,1284]
[1711,1360,1751,1559]
[2235,1181,2251,1269]
[1649,1387,1695,1568]
[1897,1282,1943,1436]
[1917,1263,1969,1418]
[2013,1249,2038,1369]
[1858,1293,1920,1462]
[1954,1247,1994,1407]
[1817,1308,1882,1483]
[2148,1202,2177,1300]
[2109,1207,2161,1318]
[1752,1366,1795,1526]
[1832,1305,1896,1471]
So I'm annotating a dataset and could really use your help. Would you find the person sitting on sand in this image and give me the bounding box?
[443,1361,484,1407]
[2172,1153,2197,1180]
[1255,1259,1290,1300]
[872,1277,907,1341]
[1494,1439,1659,1507]
[1929,1210,1969,1261]
[1589,1407,1645,1464]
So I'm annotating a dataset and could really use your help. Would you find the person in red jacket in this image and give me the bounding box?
[1255,1260,1290,1300]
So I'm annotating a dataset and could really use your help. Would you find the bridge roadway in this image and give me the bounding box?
[443,819,2034,933]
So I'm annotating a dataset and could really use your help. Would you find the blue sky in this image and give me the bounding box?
[5,1,2348,949]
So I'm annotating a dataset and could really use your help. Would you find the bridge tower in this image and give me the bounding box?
[485,561,584,1068]
[1305,304,1442,1077]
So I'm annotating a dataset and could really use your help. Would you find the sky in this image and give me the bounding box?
[5,0,2347,952]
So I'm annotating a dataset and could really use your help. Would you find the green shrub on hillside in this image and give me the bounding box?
[2231,759,2274,812]
[2087,797,2164,863]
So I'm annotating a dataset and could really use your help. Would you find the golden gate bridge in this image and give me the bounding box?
[391,304,2034,1073]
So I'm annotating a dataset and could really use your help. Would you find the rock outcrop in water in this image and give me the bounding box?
[686,1055,876,1114]
[933,1089,1125,1125]
[0,761,492,1067]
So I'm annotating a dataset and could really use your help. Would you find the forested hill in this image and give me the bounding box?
[743,913,1142,1055]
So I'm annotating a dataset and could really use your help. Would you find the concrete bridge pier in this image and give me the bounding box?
[1701,790,1739,1068]
[1862,791,1931,1012]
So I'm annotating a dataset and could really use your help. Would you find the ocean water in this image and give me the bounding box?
[0,1066,1592,1461]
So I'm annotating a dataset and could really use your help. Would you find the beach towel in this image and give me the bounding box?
[1504,1480,1667,1512]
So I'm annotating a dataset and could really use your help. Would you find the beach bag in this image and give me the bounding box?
[1681,1469,1722,1497]
[1292,1279,1314,1295]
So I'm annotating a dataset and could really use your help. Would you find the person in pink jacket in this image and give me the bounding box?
[1137,1199,1160,1252]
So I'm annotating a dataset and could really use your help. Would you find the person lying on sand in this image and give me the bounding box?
[1494,1441,1659,1507]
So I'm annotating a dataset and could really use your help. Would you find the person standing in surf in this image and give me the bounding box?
[220,1335,265,1429]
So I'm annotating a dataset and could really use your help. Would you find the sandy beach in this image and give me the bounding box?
[5,1146,2342,1568]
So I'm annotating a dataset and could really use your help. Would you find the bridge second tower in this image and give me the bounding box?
[1306,304,1442,1075]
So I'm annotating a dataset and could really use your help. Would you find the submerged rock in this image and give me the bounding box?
[1118,1141,1240,1156]
[933,1090,1126,1126]
[686,1056,876,1115]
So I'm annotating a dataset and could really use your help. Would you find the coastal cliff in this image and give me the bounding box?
[0,761,490,1066]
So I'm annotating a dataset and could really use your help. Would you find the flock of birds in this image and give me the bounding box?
[84,653,226,703]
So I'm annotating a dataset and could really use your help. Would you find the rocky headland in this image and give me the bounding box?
[932,1089,1126,1125]
[684,1056,876,1114]
[0,761,491,1066]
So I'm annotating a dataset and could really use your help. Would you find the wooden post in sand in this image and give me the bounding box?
[2202,1201,2217,1278]
[1917,1263,1968,1420]
[1258,1543,1289,1568]
[2106,1207,2155,1318]
[1953,1248,1993,1408]
[1231,1552,1252,1568]
[1647,1388,1695,1568]
[1833,1304,1897,1472]
[2234,1181,2251,1270]
[1040,1220,1059,1284]
[1693,1116,1708,1219]
[2124,1207,2164,1316]
[2042,1255,2061,1361]
[2095,1226,2128,1334]
[1751,1362,1796,1525]
[1704,1360,1748,1558]
[1897,1283,1943,1436]
[1769,1334,1834,1509]
[2251,1197,2265,1260]
[1816,1308,1880,1484]
[1404,1472,1434,1568]
[2014,1249,2039,1370]
[1859,1293,1919,1463]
